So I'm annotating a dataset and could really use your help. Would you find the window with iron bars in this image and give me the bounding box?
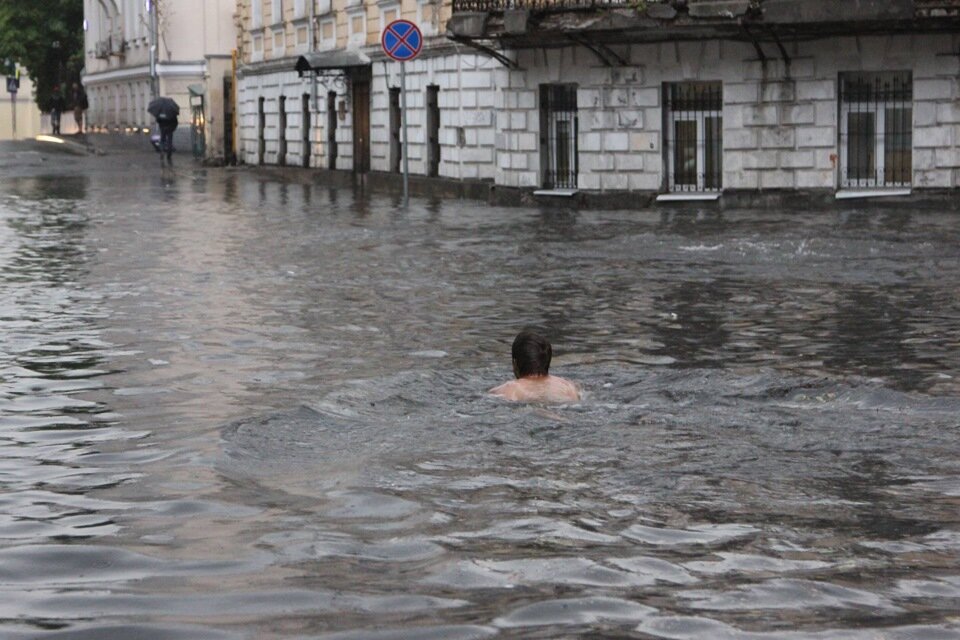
[839,72,912,189]
[663,82,723,193]
[539,84,578,190]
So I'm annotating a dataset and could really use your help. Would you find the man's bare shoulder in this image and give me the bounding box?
[489,376,580,403]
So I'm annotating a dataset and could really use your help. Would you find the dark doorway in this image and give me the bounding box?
[389,87,401,173]
[352,75,371,174]
[223,76,235,164]
[278,95,287,166]
[426,84,440,177]
[327,91,337,170]
[302,93,311,168]
[258,97,265,165]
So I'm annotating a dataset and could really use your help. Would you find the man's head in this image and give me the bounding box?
[511,330,552,378]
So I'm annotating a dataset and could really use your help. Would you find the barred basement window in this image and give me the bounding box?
[389,87,401,173]
[539,84,578,190]
[839,72,912,188]
[664,82,723,192]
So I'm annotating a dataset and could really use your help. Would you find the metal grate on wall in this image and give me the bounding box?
[839,72,913,188]
[664,82,723,192]
[540,84,578,190]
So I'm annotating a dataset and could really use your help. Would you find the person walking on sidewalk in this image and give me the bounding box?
[50,86,66,136]
[71,83,88,135]
[148,96,180,167]
[156,112,178,167]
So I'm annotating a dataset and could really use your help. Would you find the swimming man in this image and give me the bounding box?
[490,330,580,403]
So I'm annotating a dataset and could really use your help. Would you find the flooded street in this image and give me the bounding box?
[1,155,959,639]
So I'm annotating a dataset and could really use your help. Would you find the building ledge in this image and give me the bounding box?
[533,188,579,196]
[835,188,912,200]
[656,192,722,202]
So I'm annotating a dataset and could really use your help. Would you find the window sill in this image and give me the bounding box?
[656,192,721,202]
[835,188,911,200]
[533,188,579,197]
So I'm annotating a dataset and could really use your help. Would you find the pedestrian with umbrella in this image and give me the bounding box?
[148,96,180,166]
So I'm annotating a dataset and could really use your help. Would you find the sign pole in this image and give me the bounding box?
[381,19,422,209]
[401,61,409,208]
[10,92,16,140]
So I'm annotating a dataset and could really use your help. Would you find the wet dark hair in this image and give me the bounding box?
[512,330,551,378]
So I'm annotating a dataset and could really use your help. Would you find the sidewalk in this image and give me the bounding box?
[0,132,171,178]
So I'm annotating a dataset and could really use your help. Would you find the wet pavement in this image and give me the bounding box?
[1,142,959,639]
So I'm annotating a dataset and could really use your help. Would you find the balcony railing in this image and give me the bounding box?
[454,0,960,16]
[453,0,629,12]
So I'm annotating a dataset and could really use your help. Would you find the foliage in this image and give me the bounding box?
[0,0,84,110]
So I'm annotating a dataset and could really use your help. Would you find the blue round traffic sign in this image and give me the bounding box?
[381,20,422,62]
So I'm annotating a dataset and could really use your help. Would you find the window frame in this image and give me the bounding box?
[663,81,723,193]
[346,7,366,48]
[539,83,579,190]
[838,71,913,189]
[317,16,336,50]
[379,2,400,33]
[251,0,263,29]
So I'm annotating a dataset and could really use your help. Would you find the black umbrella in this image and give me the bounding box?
[147,96,180,121]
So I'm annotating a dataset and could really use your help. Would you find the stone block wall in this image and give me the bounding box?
[237,47,500,180]
[239,69,335,168]
[371,51,500,180]
[497,33,960,192]
[237,33,960,193]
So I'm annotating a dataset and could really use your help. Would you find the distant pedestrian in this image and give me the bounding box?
[148,96,181,167]
[50,86,66,135]
[72,83,88,135]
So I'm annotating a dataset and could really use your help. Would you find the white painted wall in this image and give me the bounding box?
[496,34,960,191]
[238,33,960,192]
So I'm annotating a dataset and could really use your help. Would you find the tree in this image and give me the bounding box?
[0,0,84,111]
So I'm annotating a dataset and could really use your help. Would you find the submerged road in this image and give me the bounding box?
[1,138,959,639]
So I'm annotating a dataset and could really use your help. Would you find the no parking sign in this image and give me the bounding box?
[381,19,423,207]
[381,20,422,62]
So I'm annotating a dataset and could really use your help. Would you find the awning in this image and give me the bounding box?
[295,50,371,77]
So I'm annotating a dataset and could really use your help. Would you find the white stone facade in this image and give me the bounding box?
[82,0,235,157]
[494,33,960,192]
[238,45,500,180]
[241,32,960,193]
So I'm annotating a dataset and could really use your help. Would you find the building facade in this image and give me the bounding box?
[82,0,236,160]
[239,0,960,201]
[452,0,960,200]
[237,0,506,181]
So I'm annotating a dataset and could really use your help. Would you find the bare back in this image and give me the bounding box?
[489,375,580,403]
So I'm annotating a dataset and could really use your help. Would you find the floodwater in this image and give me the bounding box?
[1,165,959,639]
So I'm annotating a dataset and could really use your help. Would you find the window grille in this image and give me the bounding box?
[389,87,401,173]
[539,84,578,189]
[664,82,723,192]
[839,72,912,188]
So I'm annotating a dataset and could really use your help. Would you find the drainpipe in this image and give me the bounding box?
[148,0,159,99]
[309,0,318,112]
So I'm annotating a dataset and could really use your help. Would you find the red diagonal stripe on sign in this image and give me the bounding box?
[386,24,416,57]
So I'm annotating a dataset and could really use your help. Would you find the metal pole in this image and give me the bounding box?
[149,0,159,100]
[308,0,318,113]
[10,92,16,140]
[401,60,409,207]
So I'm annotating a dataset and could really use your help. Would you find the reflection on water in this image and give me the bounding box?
[1,169,959,639]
